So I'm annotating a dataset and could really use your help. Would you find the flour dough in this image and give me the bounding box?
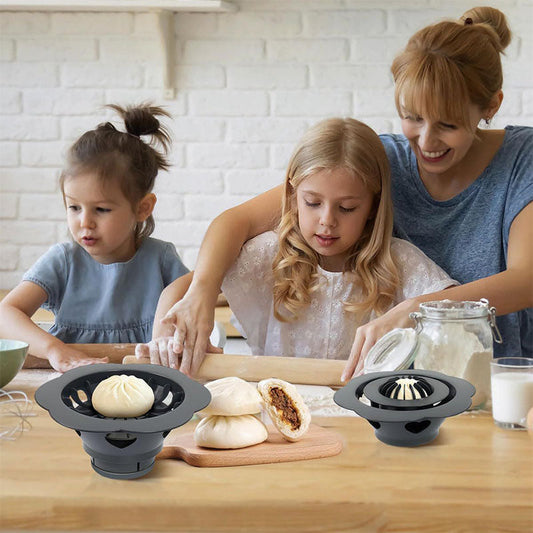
[194,414,268,449]
[92,374,155,418]
[199,377,263,417]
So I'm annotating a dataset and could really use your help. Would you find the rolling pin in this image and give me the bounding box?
[123,353,346,387]
[23,343,347,386]
[23,344,137,369]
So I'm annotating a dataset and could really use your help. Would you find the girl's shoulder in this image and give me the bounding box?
[390,237,425,257]
[390,237,440,268]
[242,231,278,254]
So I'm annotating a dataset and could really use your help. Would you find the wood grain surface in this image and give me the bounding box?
[157,423,343,466]
[1,369,532,532]
[27,345,347,386]
[123,352,346,387]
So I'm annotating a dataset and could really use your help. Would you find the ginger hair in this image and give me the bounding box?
[391,6,511,130]
[272,118,399,323]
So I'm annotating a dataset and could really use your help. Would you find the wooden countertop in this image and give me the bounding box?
[1,370,532,532]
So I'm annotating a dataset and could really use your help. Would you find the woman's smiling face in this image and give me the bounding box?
[400,103,486,179]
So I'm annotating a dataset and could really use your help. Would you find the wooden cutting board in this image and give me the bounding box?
[157,423,343,467]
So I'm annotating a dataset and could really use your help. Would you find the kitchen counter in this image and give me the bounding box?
[1,370,532,532]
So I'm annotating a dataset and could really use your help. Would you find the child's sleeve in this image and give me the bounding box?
[21,244,69,312]
[162,242,189,285]
[392,239,459,302]
[221,232,278,353]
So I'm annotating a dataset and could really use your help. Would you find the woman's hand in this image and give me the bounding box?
[47,345,109,373]
[342,299,418,382]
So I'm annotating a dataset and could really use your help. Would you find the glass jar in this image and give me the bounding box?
[364,299,502,409]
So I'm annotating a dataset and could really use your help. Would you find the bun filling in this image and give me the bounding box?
[269,387,301,430]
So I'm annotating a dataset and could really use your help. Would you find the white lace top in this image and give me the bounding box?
[221,232,456,360]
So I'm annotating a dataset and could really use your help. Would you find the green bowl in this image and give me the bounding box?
[0,339,29,388]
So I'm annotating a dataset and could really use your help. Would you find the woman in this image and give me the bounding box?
[144,6,532,379]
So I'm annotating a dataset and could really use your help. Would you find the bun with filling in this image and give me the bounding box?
[257,378,310,442]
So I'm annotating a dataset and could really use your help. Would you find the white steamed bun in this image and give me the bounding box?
[194,414,268,449]
[92,374,155,418]
[258,378,310,442]
[199,376,263,417]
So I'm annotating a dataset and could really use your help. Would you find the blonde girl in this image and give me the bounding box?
[146,6,531,379]
[143,118,455,373]
[0,104,188,372]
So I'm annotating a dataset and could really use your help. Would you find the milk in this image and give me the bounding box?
[491,372,533,425]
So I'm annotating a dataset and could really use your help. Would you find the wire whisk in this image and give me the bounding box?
[0,389,36,441]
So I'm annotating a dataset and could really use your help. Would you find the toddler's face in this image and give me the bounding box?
[296,167,374,272]
[63,173,138,264]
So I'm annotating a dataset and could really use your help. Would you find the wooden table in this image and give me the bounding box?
[1,370,532,532]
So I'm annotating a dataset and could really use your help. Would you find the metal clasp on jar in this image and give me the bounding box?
[480,298,503,344]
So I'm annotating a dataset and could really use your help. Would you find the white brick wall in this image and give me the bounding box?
[0,0,532,288]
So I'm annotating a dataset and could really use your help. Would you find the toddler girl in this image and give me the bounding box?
[0,104,188,372]
[144,118,456,376]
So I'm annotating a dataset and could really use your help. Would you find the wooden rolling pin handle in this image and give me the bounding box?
[123,353,346,387]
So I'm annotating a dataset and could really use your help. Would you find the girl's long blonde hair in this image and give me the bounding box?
[391,6,511,130]
[272,118,399,323]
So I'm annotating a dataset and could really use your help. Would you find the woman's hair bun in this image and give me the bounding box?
[461,6,512,50]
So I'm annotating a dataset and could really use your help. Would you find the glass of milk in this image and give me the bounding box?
[490,357,533,430]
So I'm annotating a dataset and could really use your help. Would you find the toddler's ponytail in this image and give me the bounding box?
[61,103,173,246]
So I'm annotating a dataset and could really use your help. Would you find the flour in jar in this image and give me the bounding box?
[414,322,492,409]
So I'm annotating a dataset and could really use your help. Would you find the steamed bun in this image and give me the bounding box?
[199,377,262,417]
[258,378,310,442]
[194,414,268,449]
[92,374,154,418]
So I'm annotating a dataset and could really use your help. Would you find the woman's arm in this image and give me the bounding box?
[342,202,533,380]
[0,281,108,372]
[161,185,283,376]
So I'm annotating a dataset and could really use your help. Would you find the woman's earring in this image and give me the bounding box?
[484,116,492,125]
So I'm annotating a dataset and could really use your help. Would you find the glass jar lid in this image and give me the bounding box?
[364,328,418,373]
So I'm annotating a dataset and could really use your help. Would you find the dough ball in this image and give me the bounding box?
[92,374,154,418]
[199,376,263,417]
[258,378,310,442]
[194,414,268,449]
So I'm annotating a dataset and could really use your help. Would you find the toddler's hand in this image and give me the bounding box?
[48,345,108,373]
[342,299,417,382]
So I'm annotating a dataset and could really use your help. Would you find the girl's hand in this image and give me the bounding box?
[342,299,417,382]
[47,345,109,373]
[158,285,221,377]
[135,337,223,370]
[135,337,179,368]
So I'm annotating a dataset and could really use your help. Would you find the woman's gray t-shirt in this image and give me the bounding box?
[23,237,188,343]
[381,126,533,358]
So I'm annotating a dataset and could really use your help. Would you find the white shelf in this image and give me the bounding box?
[0,1,238,98]
[0,1,237,12]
